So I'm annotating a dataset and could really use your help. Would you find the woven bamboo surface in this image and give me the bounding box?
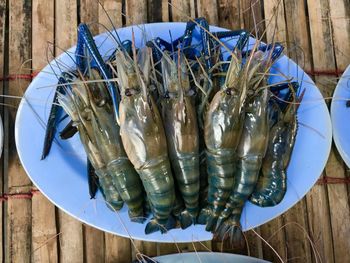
[0,0,349,262]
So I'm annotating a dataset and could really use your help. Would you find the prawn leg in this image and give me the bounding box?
[87,158,99,199]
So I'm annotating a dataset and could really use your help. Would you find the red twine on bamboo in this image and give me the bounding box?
[305,69,344,77]
[0,70,344,80]
[0,178,347,202]
[0,189,40,202]
[0,72,38,81]
[317,176,350,185]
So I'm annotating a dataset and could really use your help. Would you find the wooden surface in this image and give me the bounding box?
[0,0,349,262]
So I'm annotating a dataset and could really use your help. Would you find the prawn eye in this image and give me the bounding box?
[125,88,140,97]
[97,99,106,107]
[125,89,133,97]
[226,88,233,95]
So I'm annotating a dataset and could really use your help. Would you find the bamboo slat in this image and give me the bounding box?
[55,1,84,262]
[148,0,163,23]
[80,0,99,34]
[217,0,241,30]
[307,0,346,262]
[0,0,6,261]
[126,0,148,25]
[306,185,334,263]
[197,0,219,25]
[105,234,132,263]
[158,242,188,255]
[244,230,263,259]
[98,0,123,32]
[282,201,313,262]
[324,150,350,262]
[283,0,312,71]
[136,240,158,258]
[186,241,212,253]
[31,1,58,262]
[328,0,350,71]
[171,0,191,22]
[327,2,350,259]
[131,239,157,260]
[58,212,83,263]
[84,225,105,263]
[260,217,287,262]
[263,0,287,47]
[240,0,265,37]
[5,0,32,262]
[161,0,170,22]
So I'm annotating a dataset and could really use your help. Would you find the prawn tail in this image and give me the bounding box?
[214,218,245,248]
[249,171,287,207]
[96,170,124,212]
[179,210,194,229]
[205,214,218,232]
[107,199,124,212]
[249,189,286,207]
[145,220,162,235]
[215,215,226,232]
[129,211,146,223]
[145,216,176,235]
[102,187,124,212]
[197,207,210,225]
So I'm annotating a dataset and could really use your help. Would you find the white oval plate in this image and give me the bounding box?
[15,22,332,243]
[154,252,270,263]
[331,65,350,167]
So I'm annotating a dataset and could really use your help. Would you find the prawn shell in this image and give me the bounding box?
[203,89,244,226]
[119,93,175,230]
[250,104,298,207]
[216,89,269,233]
[161,96,200,218]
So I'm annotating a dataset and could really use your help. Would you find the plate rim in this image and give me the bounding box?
[331,65,350,167]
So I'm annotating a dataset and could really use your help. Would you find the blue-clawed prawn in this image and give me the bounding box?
[116,45,176,234]
[214,46,285,243]
[199,50,246,231]
[160,51,200,229]
[250,84,303,207]
[57,78,124,211]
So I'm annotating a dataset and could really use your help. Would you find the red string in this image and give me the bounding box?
[305,69,344,77]
[0,178,347,202]
[0,189,40,202]
[0,69,346,81]
[0,72,38,81]
[317,176,350,185]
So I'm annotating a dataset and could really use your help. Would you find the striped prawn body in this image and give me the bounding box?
[117,48,176,234]
[199,53,246,231]
[57,77,124,211]
[86,69,145,222]
[159,53,200,229]
[250,87,300,207]
[215,88,270,243]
